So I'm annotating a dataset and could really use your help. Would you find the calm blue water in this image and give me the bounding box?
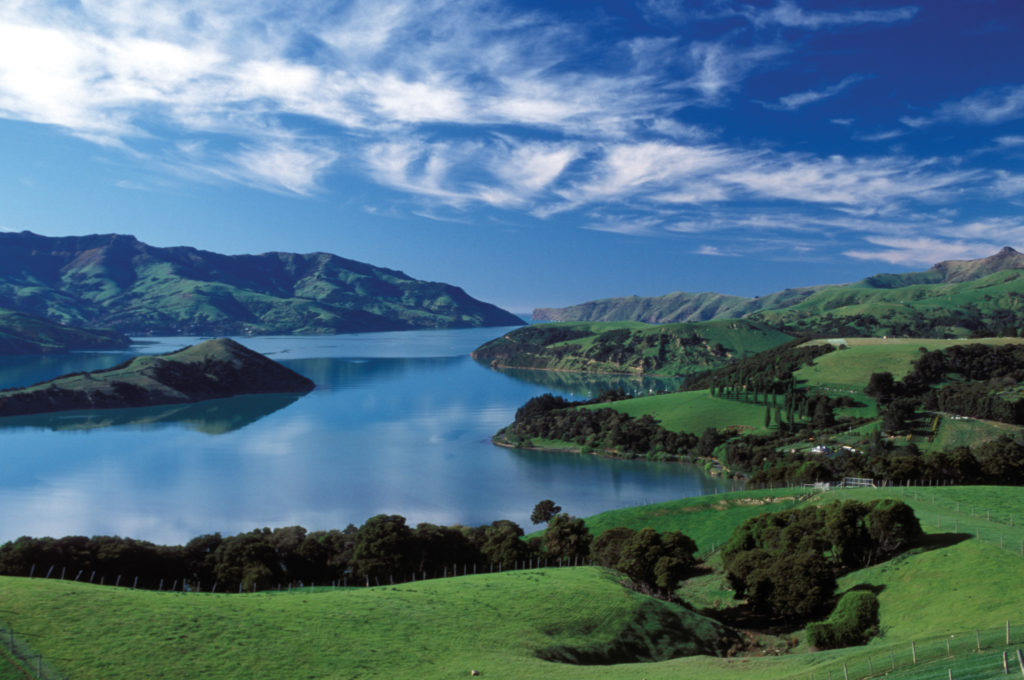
[0,328,735,545]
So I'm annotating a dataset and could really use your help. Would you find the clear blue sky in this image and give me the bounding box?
[0,0,1022,314]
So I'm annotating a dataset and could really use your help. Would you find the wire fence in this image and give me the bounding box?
[789,622,1024,680]
[0,621,65,680]
[858,487,1024,561]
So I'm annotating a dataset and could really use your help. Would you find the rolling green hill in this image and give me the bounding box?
[0,308,129,354]
[0,231,523,335]
[0,338,313,417]
[472,319,794,375]
[1,486,1021,680]
[532,248,1024,339]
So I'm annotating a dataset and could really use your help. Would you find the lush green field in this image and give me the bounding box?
[584,389,771,434]
[796,338,1024,389]
[3,486,1022,680]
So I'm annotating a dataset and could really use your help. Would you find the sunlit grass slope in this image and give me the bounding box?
[584,389,770,433]
[0,567,737,680]
[3,486,1023,680]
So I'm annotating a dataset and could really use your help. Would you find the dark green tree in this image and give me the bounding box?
[543,513,591,561]
[530,499,562,525]
[350,515,416,582]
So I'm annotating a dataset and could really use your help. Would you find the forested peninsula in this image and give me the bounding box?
[0,338,313,417]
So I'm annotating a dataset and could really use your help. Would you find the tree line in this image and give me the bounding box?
[867,344,1024,427]
[0,500,696,598]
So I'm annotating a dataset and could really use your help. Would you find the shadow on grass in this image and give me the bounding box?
[535,598,741,665]
[914,532,972,551]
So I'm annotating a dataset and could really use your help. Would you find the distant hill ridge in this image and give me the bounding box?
[0,231,523,335]
[532,248,1024,338]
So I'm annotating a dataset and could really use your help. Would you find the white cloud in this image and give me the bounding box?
[843,236,1012,266]
[993,171,1024,198]
[751,1,918,29]
[769,75,866,111]
[686,42,787,102]
[583,216,663,236]
[696,244,736,256]
[996,135,1024,147]
[855,129,905,142]
[902,84,1024,128]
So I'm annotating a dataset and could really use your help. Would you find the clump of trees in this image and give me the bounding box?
[721,500,921,622]
[591,526,698,597]
[501,393,699,460]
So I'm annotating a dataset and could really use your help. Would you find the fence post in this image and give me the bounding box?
[1017,648,1024,676]
[1009,621,1012,646]
[977,630,981,651]
[912,641,917,664]
[947,638,951,656]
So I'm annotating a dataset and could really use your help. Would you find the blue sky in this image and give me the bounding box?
[0,0,1022,314]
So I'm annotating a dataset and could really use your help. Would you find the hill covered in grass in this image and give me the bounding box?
[472,319,794,375]
[0,338,313,417]
[532,248,1024,339]
[1,486,1021,679]
[0,231,523,336]
[0,308,129,354]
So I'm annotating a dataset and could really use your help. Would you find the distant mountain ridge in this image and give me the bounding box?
[0,231,523,335]
[533,248,1024,338]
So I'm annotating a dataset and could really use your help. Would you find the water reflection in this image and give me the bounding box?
[0,329,738,545]
[481,364,688,399]
[0,393,302,435]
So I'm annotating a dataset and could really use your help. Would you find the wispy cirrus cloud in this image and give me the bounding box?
[750,1,918,29]
[766,75,866,111]
[902,83,1024,127]
[844,236,1017,266]
[641,0,917,30]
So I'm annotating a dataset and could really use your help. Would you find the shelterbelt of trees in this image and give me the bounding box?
[0,503,690,598]
[501,341,1024,487]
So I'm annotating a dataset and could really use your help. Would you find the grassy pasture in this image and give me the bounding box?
[797,337,1024,389]
[3,486,1024,680]
[584,389,770,433]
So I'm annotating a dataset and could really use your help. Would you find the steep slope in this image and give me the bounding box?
[0,308,129,354]
[532,248,1024,337]
[0,338,314,416]
[0,231,523,335]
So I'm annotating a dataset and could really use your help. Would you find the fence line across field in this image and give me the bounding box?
[785,623,1024,680]
[0,621,66,680]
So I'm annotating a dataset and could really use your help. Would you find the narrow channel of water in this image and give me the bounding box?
[0,328,734,545]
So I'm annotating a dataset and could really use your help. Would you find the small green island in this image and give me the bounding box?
[0,338,314,417]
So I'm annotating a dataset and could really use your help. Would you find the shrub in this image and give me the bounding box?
[807,591,880,649]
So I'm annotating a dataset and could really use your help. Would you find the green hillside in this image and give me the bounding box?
[2,486,1022,680]
[0,231,523,335]
[531,248,1024,339]
[0,308,129,354]
[472,319,794,375]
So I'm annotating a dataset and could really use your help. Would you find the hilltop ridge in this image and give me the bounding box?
[0,231,523,336]
[532,248,1024,338]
